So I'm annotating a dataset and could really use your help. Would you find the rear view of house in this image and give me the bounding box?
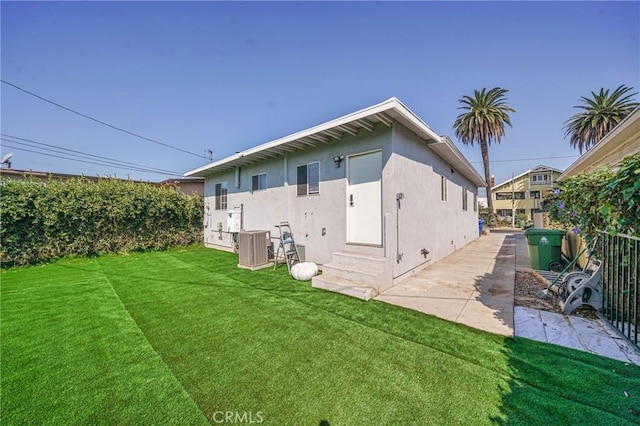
[186,98,485,300]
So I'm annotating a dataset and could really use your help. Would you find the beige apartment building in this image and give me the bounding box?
[491,165,563,220]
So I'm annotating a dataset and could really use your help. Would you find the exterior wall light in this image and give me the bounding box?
[333,155,344,168]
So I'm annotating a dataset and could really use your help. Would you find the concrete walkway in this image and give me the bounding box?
[375,227,640,364]
[376,229,517,336]
[515,306,640,365]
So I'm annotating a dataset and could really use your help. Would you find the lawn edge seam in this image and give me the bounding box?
[94,258,209,424]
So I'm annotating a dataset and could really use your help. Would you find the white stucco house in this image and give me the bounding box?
[185,98,485,300]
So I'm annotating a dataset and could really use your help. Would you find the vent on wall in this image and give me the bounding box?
[238,230,270,270]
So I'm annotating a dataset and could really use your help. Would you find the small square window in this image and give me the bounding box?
[252,173,267,192]
[297,162,320,196]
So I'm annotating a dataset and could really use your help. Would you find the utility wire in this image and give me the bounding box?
[1,140,180,176]
[470,155,579,164]
[1,143,183,176]
[1,134,182,175]
[1,79,207,159]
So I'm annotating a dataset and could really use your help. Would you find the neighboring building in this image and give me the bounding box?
[159,177,204,195]
[0,168,115,183]
[559,106,640,180]
[185,97,485,300]
[491,165,563,221]
[0,168,203,195]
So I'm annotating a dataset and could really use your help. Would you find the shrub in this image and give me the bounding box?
[0,177,203,266]
[544,153,640,237]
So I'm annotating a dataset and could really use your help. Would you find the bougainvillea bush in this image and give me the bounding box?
[0,177,203,266]
[545,153,640,238]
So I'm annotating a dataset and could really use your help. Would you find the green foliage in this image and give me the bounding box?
[545,153,640,237]
[0,177,203,265]
[564,85,639,154]
[453,87,516,148]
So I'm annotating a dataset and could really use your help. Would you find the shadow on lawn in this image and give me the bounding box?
[492,336,640,424]
[471,231,640,423]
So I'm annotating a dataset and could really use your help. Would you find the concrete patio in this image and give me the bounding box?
[375,228,640,365]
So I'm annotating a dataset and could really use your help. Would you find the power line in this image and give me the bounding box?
[1,143,183,176]
[1,79,207,159]
[1,134,182,175]
[470,155,579,164]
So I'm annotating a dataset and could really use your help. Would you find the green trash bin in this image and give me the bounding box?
[524,228,565,271]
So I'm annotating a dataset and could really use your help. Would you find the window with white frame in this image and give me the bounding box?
[441,176,447,201]
[297,162,320,196]
[251,173,267,192]
[214,182,228,210]
[462,188,468,211]
[530,173,551,185]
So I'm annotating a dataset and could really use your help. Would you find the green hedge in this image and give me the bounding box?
[546,153,640,237]
[1,177,204,266]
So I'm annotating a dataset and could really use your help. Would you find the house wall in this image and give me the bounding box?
[202,121,480,279]
[202,124,392,264]
[389,123,479,281]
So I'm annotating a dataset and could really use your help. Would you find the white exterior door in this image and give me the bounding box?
[347,150,382,245]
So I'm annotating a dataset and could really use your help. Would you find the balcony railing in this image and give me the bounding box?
[530,180,552,186]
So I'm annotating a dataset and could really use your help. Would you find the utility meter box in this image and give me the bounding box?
[227,210,241,233]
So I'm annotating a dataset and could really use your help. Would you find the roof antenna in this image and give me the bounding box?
[1,152,13,168]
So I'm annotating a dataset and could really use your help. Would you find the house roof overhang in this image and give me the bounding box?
[558,107,640,181]
[185,97,485,187]
[431,136,486,187]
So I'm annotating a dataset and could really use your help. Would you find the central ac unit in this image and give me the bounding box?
[238,230,270,270]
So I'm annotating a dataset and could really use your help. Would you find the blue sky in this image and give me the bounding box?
[1,1,638,188]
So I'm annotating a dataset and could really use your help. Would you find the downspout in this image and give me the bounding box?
[396,192,404,263]
[284,153,289,220]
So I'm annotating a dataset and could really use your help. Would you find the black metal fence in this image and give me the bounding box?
[598,231,639,348]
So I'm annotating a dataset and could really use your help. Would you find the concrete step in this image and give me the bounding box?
[311,274,377,301]
[321,262,383,287]
[331,251,388,273]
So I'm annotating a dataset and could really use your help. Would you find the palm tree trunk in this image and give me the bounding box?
[480,140,496,226]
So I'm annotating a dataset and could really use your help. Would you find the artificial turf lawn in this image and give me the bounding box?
[2,246,639,424]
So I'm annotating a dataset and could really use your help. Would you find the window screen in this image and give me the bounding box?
[297,162,320,196]
[214,182,228,210]
[308,162,319,194]
[252,173,267,192]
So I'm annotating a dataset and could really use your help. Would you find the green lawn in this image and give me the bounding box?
[2,246,639,425]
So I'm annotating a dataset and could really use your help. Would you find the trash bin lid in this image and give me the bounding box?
[524,228,565,236]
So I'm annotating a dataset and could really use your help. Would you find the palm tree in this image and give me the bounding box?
[454,87,515,226]
[564,85,639,154]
